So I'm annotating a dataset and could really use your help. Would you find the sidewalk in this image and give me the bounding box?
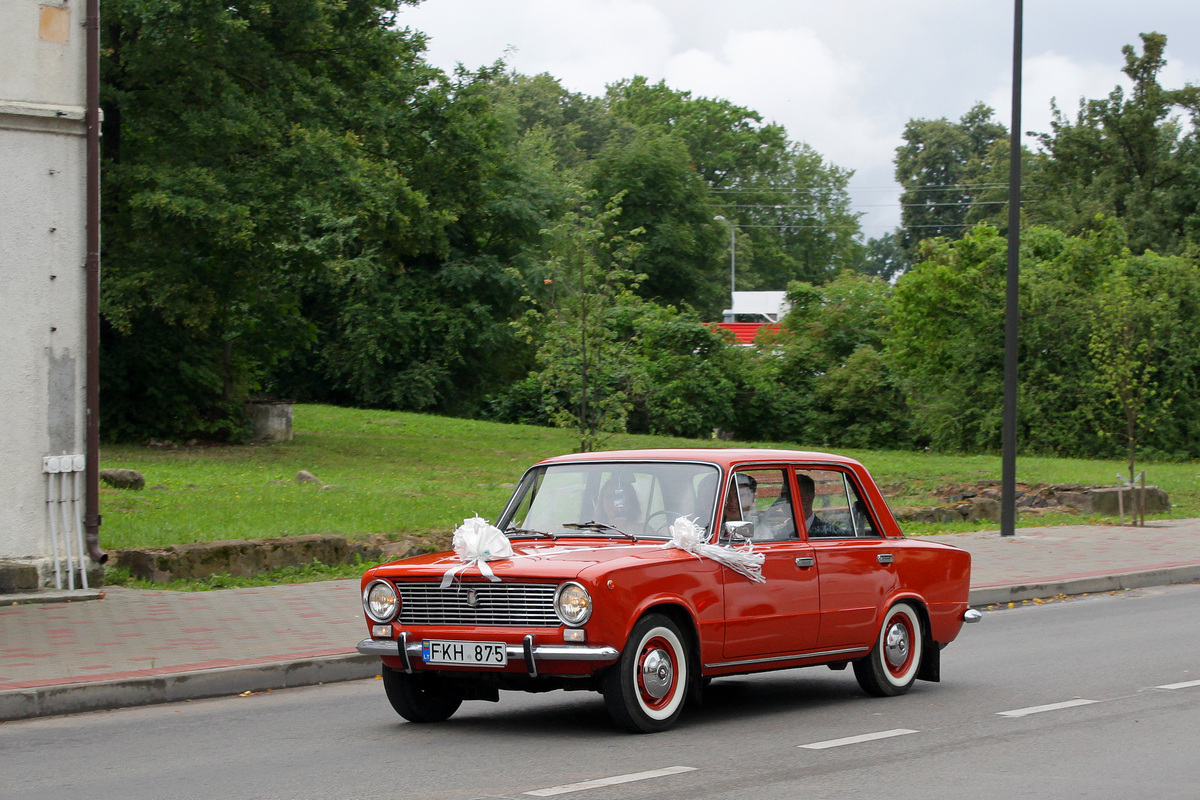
[4,519,1200,722]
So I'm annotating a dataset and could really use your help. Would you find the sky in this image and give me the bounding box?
[396,0,1199,237]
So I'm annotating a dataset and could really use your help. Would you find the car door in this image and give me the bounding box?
[797,467,899,650]
[720,467,821,659]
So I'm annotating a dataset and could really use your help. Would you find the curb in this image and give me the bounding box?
[0,653,379,723]
[3,589,104,606]
[968,564,1200,607]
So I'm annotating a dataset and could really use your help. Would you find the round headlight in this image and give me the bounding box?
[555,582,592,626]
[364,580,399,623]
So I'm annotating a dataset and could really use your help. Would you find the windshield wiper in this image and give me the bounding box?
[561,521,638,542]
[504,527,556,540]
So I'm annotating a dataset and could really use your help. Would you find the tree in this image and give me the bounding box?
[606,76,789,188]
[1088,265,1173,488]
[886,227,1010,451]
[587,129,727,316]
[863,230,910,282]
[894,104,1008,261]
[730,144,865,289]
[513,191,644,451]
[490,72,627,171]
[774,272,907,448]
[269,66,579,417]
[607,76,863,293]
[100,0,437,439]
[887,220,1200,460]
[1029,33,1200,255]
[618,304,740,439]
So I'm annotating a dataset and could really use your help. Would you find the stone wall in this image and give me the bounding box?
[112,534,430,583]
[894,482,1170,524]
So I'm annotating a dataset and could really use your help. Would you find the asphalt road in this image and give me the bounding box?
[3,583,1198,800]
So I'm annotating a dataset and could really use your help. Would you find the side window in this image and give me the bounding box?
[795,469,882,538]
[721,468,797,542]
[795,469,851,538]
[845,477,882,538]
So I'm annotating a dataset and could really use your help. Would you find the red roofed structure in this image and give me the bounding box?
[709,322,780,345]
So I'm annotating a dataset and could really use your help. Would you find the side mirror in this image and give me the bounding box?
[723,520,754,543]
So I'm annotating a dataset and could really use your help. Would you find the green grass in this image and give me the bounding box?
[99,404,1200,551]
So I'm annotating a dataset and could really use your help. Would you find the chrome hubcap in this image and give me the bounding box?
[641,648,673,699]
[884,621,910,669]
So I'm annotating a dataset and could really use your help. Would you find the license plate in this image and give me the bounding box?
[421,639,508,667]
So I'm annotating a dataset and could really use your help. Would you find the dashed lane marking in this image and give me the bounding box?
[523,766,697,797]
[527,679,1188,795]
[996,699,1098,717]
[799,729,919,750]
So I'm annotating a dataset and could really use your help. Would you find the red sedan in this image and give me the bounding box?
[357,449,978,732]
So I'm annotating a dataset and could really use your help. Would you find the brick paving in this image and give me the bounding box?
[3,519,1199,699]
[937,518,1200,588]
[1,581,365,691]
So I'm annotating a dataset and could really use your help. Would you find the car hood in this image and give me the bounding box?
[370,538,680,582]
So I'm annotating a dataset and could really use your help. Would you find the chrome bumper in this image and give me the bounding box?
[355,632,619,677]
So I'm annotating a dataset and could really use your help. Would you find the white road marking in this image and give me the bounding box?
[524,766,697,797]
[996,699,1097,717]
[799,729,918,750]
[1155,679,1200,690]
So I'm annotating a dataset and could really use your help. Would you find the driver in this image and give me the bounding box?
[599,476,643,535]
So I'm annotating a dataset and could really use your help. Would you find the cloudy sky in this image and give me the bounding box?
[397,0,1199,236]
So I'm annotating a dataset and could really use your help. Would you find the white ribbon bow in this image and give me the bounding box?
[439,515,515,589]
[663,516,766,583]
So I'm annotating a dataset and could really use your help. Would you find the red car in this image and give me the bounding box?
[357,449,978,732]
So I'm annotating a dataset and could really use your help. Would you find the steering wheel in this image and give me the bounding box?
[644,509,684,537]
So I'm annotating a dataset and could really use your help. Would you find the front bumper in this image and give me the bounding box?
[356,631,619,678]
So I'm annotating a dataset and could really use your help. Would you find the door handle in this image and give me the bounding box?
[877,553,894,565]
[795,557,815,568]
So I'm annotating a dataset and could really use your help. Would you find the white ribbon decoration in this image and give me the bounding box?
[439,515,516,589]
[663,516,765,583]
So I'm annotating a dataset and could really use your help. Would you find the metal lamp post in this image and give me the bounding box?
[1001,0,1023,537]
[714,215,736,298]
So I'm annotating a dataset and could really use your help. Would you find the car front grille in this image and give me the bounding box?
[397,581,561,627]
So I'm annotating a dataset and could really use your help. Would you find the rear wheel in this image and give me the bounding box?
[381,667,464,723]
[603,613,690,733]
[853,602,923,697]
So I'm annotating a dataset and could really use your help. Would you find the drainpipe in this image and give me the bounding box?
[84,0,106,564]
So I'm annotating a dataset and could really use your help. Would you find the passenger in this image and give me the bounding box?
[723,473,758,523]
[725,473,797,541]
[798,473,841,537]
[735,473,757,517]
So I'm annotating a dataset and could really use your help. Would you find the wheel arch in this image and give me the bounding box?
[633,601,700,654]
[615,601,703,682]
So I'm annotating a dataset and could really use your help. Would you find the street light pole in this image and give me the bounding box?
[714,215,736,298]
[1000,0,1023,537]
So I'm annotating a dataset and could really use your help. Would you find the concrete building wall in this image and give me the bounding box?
[1,0,90,566]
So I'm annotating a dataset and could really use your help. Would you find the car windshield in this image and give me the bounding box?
[499,461,721,540]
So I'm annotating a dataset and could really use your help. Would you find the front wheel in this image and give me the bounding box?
[853,602,924,697]
[603,613,690,733]
[381,667,464,723]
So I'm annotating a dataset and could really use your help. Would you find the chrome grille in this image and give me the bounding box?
[397,582,561,627]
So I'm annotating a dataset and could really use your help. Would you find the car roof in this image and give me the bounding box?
[535,448,866,471]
